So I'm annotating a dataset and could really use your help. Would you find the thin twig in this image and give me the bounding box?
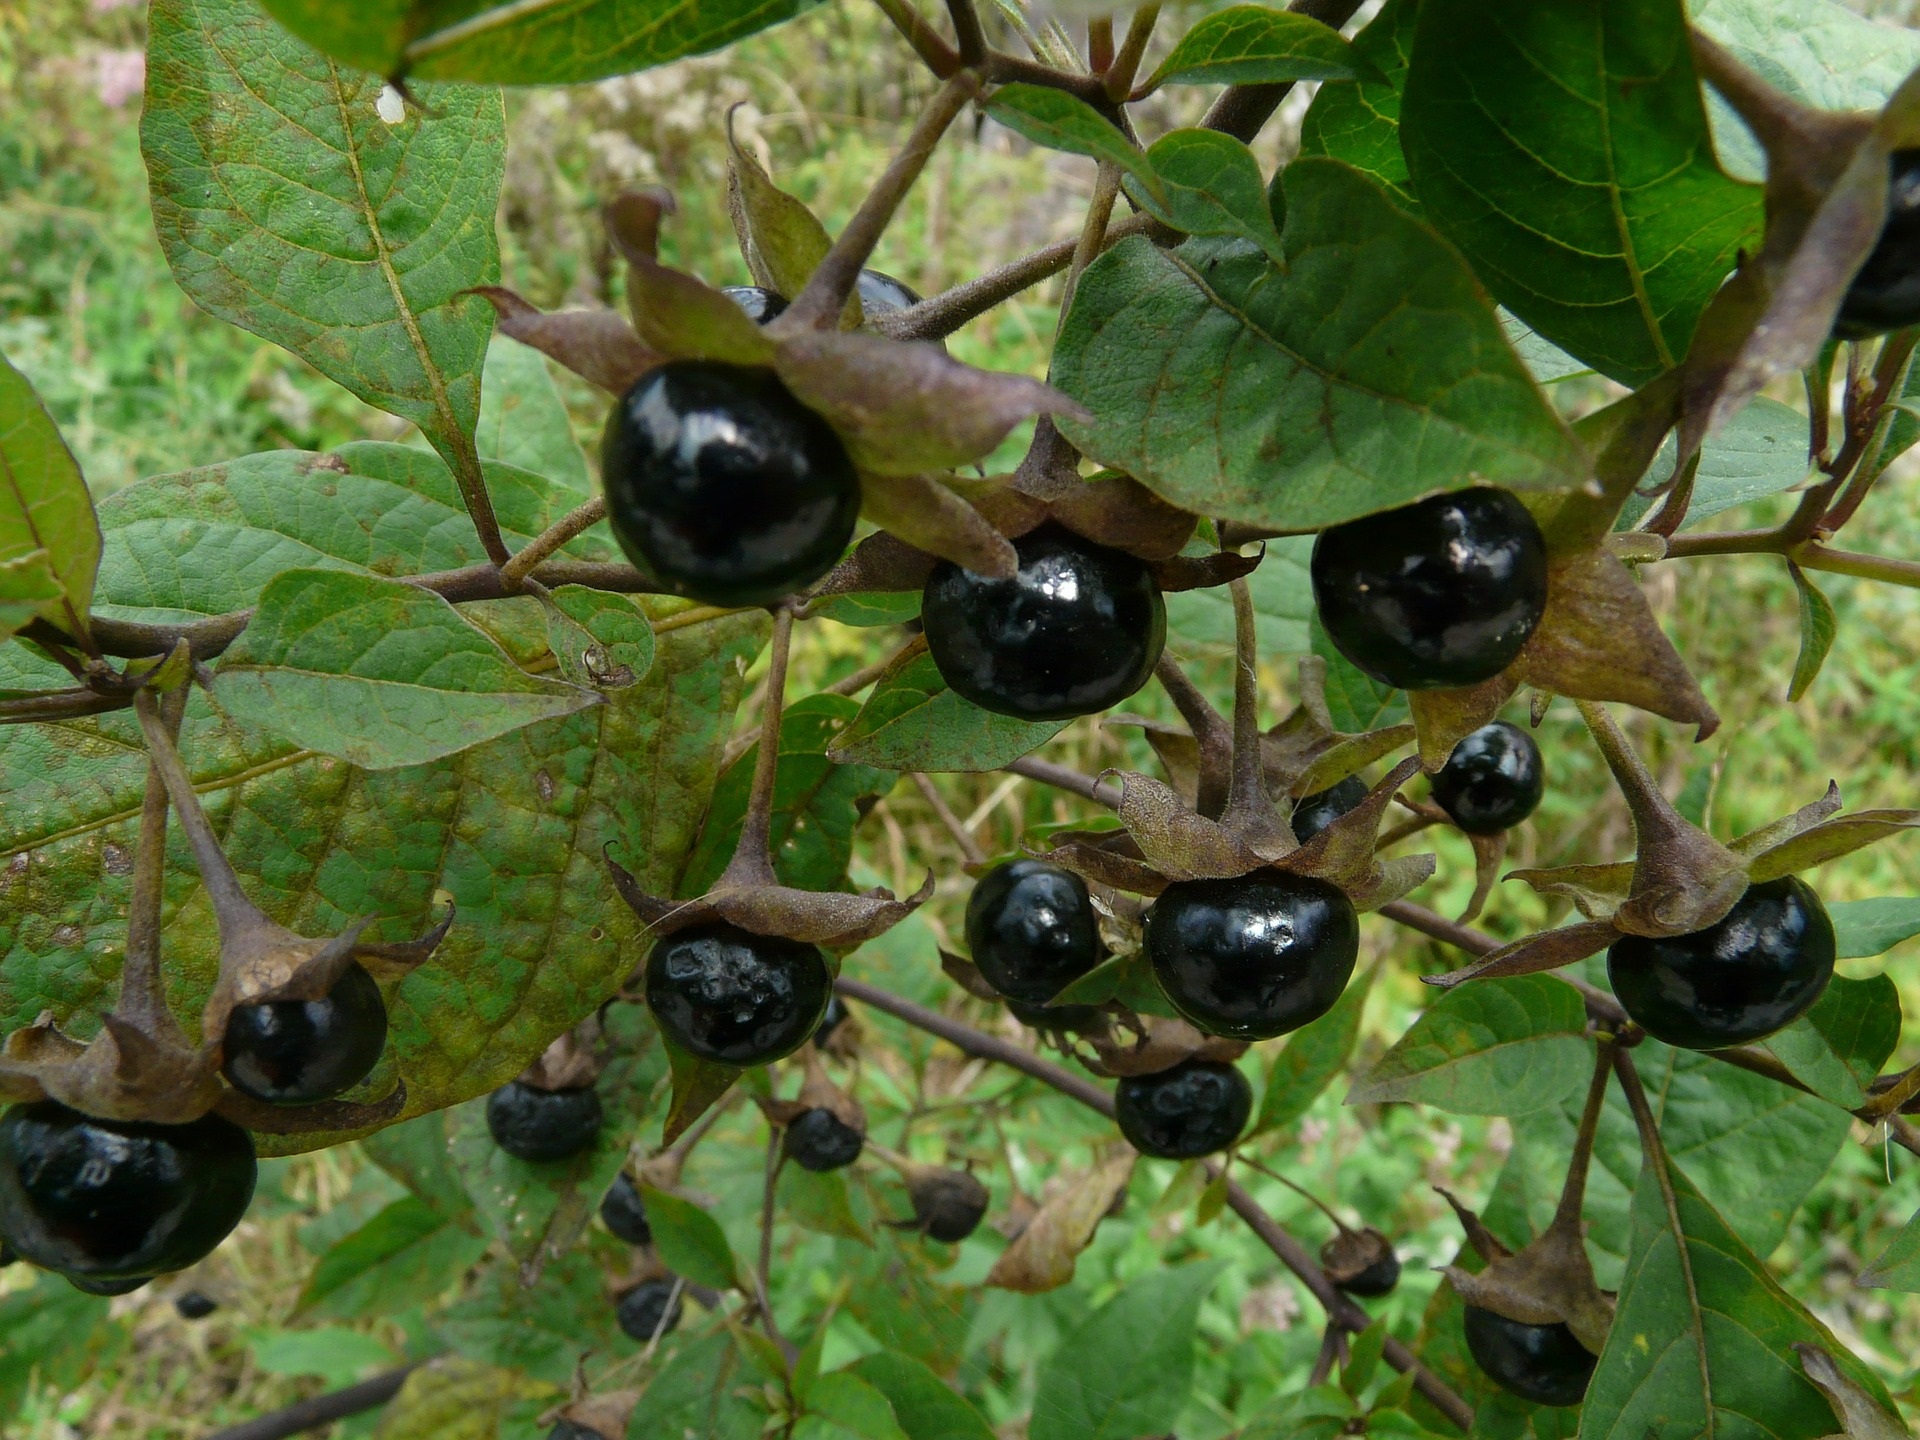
[912,772,989,866]
[1004,755,1123,808]
[756,1129,795,1360]
[1105,4,1160,100]
[823,640,914,697]
[719,607,795,890]
[499,495,607,591]
[871,0,962,75]
[202,1366,420,1440]
[946,0,987,64]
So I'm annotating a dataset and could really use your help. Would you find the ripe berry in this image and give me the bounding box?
[221,961,387,1106]
[71,1274,153,1295]
[1114,1060,1252,1159]
[1430,720,1544,835]
[722,285,789,324]
[485,1082,603,1162]
[814,994,851,1045]
[1291,776,1366,842]
[1322,1227,1402,1299]
[601,360,860,608]
[1145,873,1359,1040]
[547,1423,599,1440]
[965,860,1102,1004]
[1607,876,1834,1050]
[1336,1252,1401,1298]
[174,1290,219,1320]
[783,1108,864,1172]
[922,522,1166,721]
[0,1102,256,1284]
[857,269,921,317]
[645,922,831,1067]
[616,1278,684,1343]
[904,1168,990,1242]
[1462,1306,1595,1408]
[1835,149,1920,339]
[599,1173,651,1246]
[1007,998,1105,1033]
[1311,488,1548,690]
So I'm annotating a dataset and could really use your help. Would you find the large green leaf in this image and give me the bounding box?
[296,1195,489,1320]
[1146,7,1354,90]
[640,1184,742,1291]
[1166,537,1313,662]
[831,648,1065,773]
[1860,1207,1920,1293]
[1400,0,1762,386]
[0,351,99,643]
[1254,962,1372,1135]
[1692,0,1920,116]
[430,1254,628,1388]
[476,337,592,492]
[0,1274,121,1426]
[1830,897,1920,959]
[143,0,503,494]
[1617,397,1813,530]
[844,1352,994,1440]
[1312,612,1408,732]
[1052,160,1581,532]
[1762,973,1900,1111]
[1297,0,1419,204]
[626,1332,768,1440]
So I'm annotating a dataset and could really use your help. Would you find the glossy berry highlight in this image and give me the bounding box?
[616,1278,684,1343]
[601,360,860,608]
[721,285,789,325]
[965,859,1102,1004]
[1114,1060,1252,1159]
[600,1173,652,1247]
[1430,720,1544,835]
[221,960,387,1106]
[1311,488,1548,690]
[783,1108,864,1172]
[1462,1306,1595,1408]
[1291,776,1366,843]
[645,922,831,1067]
[857,269,921,317]
[485,1082,603,1163]
[1835,149,1920,339]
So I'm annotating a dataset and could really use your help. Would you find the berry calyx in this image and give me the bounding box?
[1291,776,1367,842]
[0,1102,256,1283]
[645,922,831,1068]
[965,859,1102,1004]
[1430,720,1544,835]
[175,1290,219,1320]
[220,960,388,1106]
[599,1173,652,1247]
[1311,488,1548,690]
[1113,1060,1252,1159]
[922,522,1166,722]
[1607,875,1834,1050]
[485,1081,603,1162]
[601,360,860,608]
[1145,873,1359,1041]
[1462,1306,1595,1408]
[857,269,921,317]
[721,285,789,324]
[783,1108,864,1172]
[616,1278,684,1343]
[1835,149,1920,339]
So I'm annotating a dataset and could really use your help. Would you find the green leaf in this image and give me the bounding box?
[844,1233,973,1375]
[143,0,504,492]
[1347,976,1591,1115]
[1167,537,1314,662]
[1052,160,1581,533]
[0,350,99,642]
[251,1327,395,1388]
[844,1352,995,1440]
[1312,611,1408,732]
[432,1254,626,1388]
[779,1164,871,1244]
[982,86,1155,194]
[1860,1207,1920,1292]
[1137,130,1285,264]
[802,1372,912,1440]
[373,1356,554,1440]
[1692,0,1920,117]
[1146,7,1354,90]
[640,1184,741,1291]
[1027,1261,1224,1440]
[1298,0,1419,205]
[1617,396,1814,530]
[831,647,1065,772]
[1762,973,1900,1111]
[808,592,920,628]
[1787,563,1838,703]
[543,585,656,692]
[1830,897,1920,959]
[477,337,591,492]
[360,1111,476,1221]
[1237,1385,1358,1440]
[297,1195,488,1319]
[0,1273,121,1425]
[627,1332,768,1440]
[1255,963,1373,1135]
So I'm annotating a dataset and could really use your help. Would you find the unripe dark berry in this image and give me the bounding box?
[904,1168,990,1243]
[601,360,860,608]
[783,1108,864,1172]
[1113,1060,1252,1160]
[857,269,921,317]
[599,1173,651,1247]
[0,1102,256,1284]
[922,522,1166,722]
[1462,1306,1595,1408]
[1430,720,1544,835]
[645,922,831,1068]
[1145,873,1359,1041]
[965,859,1102,1004]
[1007,998,1106,1033]
[1311,488,1548,690]
[1607,876,1834,1050]
[1835,150,1920,339]
[175,1290,219,1320]
[616,1278,684,1343]
[721,285,789,324]
[485,1082,603,1163]
[221,961,387,1106]
[1291,776,1366,842]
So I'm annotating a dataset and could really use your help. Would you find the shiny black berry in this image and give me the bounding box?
[1337,1252,1401,1298]
[1430,721,1544,835]
[221,961,387,1106]
[485,1082,603,1162]
[966,860,1102,1004]
[601,360,860,608]
[1114,1060,1252,1160]
[175,1290,219,1320]
[1145,873,1359,1041]
[1007,998,1106,1033]
[722,285,789,324]
[546,1423,599,1440]
[1462,1306,1595,1408]
[814,994,851,1045]
[616,1278,684,1343]
[1311,488,1548,690]
[783,1108,864,1172]
[1607,876,1834,1050]
[600,1172,651,1247]
[1291,776,1367,842]
[857,269,921,317]
[645,922,831,1067]
[0,1102,256,1283]
[922,522,1166,721]
[905,1168,990,1243]
[1835,149,1920,339]
[71,1273,153,1295]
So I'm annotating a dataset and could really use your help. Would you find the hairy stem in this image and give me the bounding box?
[946,0,987,64]
[120,685,189,1042]
[499,494,608,591]
[872,0,962,75]
[1552,1041,1617,1233]
[133,688,269,934]
[448,431,511,568]
[757,1130,796,1361]
[721,607,795,890]
[1105,4,1160,100]
[1004,755,1124,807]
[1223,576,1266,819]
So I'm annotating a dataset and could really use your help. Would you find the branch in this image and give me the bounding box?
[912,772,989,866]
[499,494,608,591]
[1004,755,1123,807]
[1201,0,1365,141]
[946,0,987,65]
[872,0,962,75]
[203,1366,419,1440]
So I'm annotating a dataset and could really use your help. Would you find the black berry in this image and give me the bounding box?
[599,1173,651,1247]
[485,1082,603,1162]
[965,860,1102,1004]
[601,360,860,608]
[70,1273,153,1295]
[547,1424,599,1440]
[174,1289,219,1320]
[1462,1306,1595,1408]
[1145,873,1359,1040]
[722,285,789,324]
[1337,1252,1401,1298]
[616,1278,684,1343]
[1114,1060,1252,1159]
[783,1108,864,1172]
[0,1102,256,1284]
[1430,720,1544,835]
[645,922,831,1067]
[814,994,851,1045]
[857,269,921,317]
[1007,998,1105,1033]
[1291,776,1367,842]
[1311,488,1548,690]
[221,961,387,1106]
[904,1168,990,1243]
[1607,876,1834,1050]
[1835,149,1920,339]
[922,522,1166,721]
[1322,1227,1402,1299]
